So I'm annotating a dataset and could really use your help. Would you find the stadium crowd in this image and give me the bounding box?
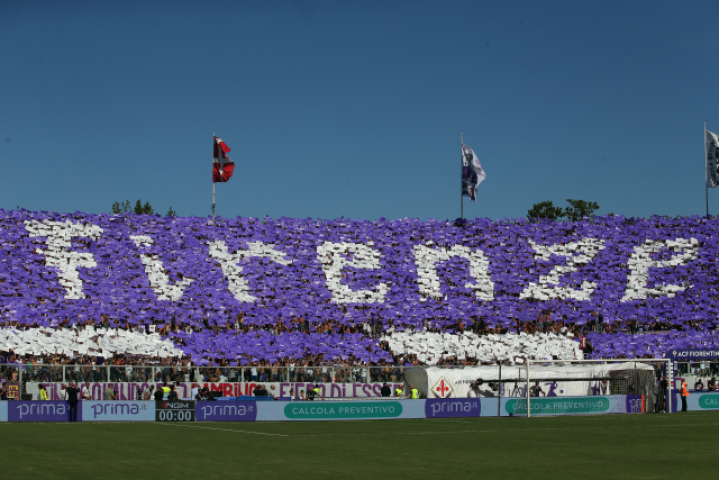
[0,210,718,372]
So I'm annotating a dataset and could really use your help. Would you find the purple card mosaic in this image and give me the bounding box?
[0,210,718,364]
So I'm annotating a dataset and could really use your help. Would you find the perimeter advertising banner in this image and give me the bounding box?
[500,395,644,416]
[674,392,719,411]
[424,398,500,418]
[256,399,427,421]
[82,401,155,422]
[0,401,7,422]
[195,401,257,422]
[8,401,82,422]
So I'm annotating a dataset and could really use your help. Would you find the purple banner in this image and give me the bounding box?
[195,401,257,422]
[8,401,82,422]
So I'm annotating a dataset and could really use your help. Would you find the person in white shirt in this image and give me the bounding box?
[144,384,154,400]
[191,386,200,400]
[59,384,68,401]
[81,382,93,400]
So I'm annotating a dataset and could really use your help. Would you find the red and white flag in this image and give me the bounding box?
[213,136,235,183]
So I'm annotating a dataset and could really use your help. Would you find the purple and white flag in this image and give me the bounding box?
[461,144,486,202]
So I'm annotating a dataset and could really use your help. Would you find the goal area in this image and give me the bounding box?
[405,359,672,417]
[515,359,669,417]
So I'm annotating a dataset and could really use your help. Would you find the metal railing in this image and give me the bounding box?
[0,364,410,391]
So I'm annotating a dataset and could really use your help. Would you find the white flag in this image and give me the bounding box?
[461,144,486,202]
[706,130,719,188]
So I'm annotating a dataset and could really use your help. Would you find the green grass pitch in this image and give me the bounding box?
[3,412,716,480]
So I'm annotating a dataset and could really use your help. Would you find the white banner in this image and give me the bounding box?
[26,381,404,402]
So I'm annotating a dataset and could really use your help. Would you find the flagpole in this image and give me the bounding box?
[460,132,464,219]
[212,132,216,224]
[705,123,709,218]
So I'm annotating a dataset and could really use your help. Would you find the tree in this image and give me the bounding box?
[166,206,177,218]
[112,199,154,215]
[564,199,600,221]
[112,200,132,214]
[527,199,600,221]
[527,201,565,221]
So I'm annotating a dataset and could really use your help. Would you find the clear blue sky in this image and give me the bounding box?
[1,1,718,221]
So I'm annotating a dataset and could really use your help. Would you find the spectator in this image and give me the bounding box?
[307,384,324,401]
[269,385,279,400]
[81,382,93,400]
[104,385,115,400]
[143,384,154,400]
[694,378,704,391]
[299,389,307,401]
[253,384,268,397]
[168,385,178,401]
[59,383,68,401]
[708,377,716,391]
[380,382,391,397]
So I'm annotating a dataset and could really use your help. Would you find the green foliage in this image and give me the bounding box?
[527,201,565,221]
[112,199,155,215]
[564,198,600,221]
[111,200,132,214]
[166,206,177,218]
[528,199,600,221]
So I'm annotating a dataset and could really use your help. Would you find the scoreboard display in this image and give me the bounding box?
[155,400,195,422]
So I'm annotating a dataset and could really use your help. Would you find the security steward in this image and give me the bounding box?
[680,379,689,412]
[406,384,420,399]
[395,384,404,397]
[38,384,49,401]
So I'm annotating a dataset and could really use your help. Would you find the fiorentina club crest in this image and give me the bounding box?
[432,377,453,398]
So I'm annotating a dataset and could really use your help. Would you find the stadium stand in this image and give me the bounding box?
[0,210,717,368]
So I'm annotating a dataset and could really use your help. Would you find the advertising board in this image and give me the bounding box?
[0,401,7,422]
[500,395,642,416]
[674,392,719,411]
[256,399,426,421]
[8,401,82,422]
[82,401,155,422]
[195,401,257,422]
